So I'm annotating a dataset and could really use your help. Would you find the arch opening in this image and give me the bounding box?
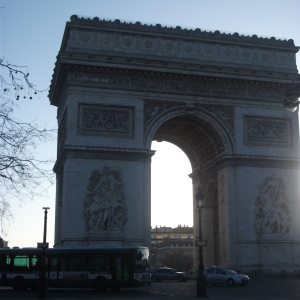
[151,141,193,229]
[151,141,194,270]
[151,115,225,269]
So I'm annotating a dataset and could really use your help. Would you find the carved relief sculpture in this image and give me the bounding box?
[79,104,133,136]
[67,72,284,101]
[254,176,291,236]
[245,117,291,145]
[83,166,128,233]
[82,109,129,132]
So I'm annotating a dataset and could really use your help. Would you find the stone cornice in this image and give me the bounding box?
[211,154,300,172]
[49,52,299,105]
[69,15,297,48]
[194,152,300,186]
[190,154,300,181]
[50,64,288,107]
[49,17,299,103]
[53,145,155,173]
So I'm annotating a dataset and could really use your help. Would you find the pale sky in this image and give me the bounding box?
[0,0,299,248]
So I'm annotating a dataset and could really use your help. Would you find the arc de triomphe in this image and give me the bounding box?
[49,15,300,271]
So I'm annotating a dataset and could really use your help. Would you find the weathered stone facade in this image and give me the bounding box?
[49,15,300,271]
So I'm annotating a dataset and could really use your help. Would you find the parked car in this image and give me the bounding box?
[151,267,189,282]
[204,266,250,287]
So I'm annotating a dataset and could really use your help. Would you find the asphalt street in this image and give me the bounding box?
[0,278,299,299]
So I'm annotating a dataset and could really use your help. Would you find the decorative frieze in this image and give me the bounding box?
[67,30,293,69]
[254,176,291,236]
[68,72,284,101]
[78,104,134,136]
[245,117,291,145]
[83,166,128,233]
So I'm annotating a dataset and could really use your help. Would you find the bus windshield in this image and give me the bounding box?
[135,248,149,273]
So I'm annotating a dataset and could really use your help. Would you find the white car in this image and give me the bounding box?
[204,266,250,287]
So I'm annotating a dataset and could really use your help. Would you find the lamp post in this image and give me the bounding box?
[283,78,300,112]
[195,186,207,298]
[37,207,50,298]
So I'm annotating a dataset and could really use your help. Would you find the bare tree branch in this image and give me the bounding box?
[0,58,56,235]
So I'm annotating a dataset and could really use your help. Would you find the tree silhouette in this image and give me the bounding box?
[0,58,56,235]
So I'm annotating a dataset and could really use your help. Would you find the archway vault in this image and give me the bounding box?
[153,116,225,171]
[148,108,233,173]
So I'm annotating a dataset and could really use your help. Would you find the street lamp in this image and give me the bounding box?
[283,78,300,112]
[195,185,208,298]
[37,207,50,298]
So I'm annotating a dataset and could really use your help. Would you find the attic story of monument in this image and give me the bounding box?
[48,15,300,271]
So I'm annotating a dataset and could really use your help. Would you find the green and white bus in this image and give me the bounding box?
[0,246,151,291]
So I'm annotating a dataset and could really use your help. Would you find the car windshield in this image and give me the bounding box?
[224,269,237,274]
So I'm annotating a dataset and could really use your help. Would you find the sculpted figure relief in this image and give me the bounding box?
[83,166,128,233]
[254,176,291,236]
[82,108,130,132]
[247,121,289,143]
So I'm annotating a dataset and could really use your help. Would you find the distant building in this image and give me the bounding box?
[151,225,193,271]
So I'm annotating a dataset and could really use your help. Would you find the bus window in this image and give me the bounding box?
[0,255,10,271]
[30,256,38,271]
[67,255,87,271]
[49,257,58,271]
[91,256,109,273]
[60,258,66,271]
[14,256,29,270]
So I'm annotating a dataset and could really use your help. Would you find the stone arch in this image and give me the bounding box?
[49,16,300,272]
[145,105,235,171]
[146,107,230,269]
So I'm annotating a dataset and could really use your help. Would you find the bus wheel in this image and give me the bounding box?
[95,277,107,292]
[13,276,27,291]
